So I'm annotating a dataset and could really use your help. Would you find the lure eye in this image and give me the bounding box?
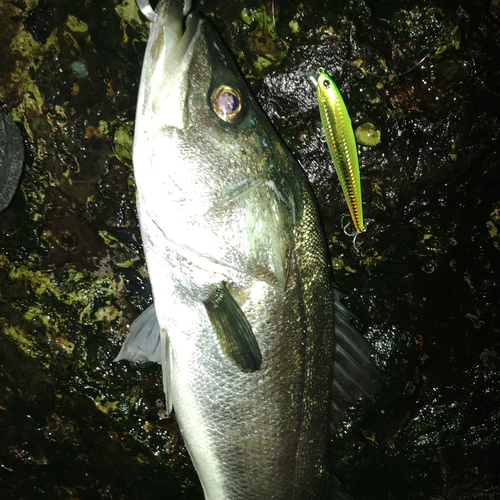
[211,85,245,124]
[322,78,331,90]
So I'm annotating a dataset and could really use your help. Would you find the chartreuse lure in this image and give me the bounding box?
[317,70,364,233]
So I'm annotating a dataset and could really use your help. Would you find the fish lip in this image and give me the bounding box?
[140,0,192,23]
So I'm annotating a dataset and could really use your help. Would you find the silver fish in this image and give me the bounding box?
[116,1,379,498]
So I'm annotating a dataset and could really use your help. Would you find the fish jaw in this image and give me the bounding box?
[134,1,201,133]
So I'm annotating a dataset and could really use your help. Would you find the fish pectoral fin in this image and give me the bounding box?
[203,282,262,372]
[114,304,174,415]
[114,304,162,364]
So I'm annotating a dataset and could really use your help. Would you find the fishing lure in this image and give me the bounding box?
[316,70,364,233]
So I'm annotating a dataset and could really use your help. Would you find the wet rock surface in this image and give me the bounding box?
[1,0,499,499]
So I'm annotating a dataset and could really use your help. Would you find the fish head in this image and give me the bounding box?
[134,0,301,289]
[135,0,266,169]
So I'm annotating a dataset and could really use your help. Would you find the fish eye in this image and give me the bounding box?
[210,85,245,124]
[322,78,331,89]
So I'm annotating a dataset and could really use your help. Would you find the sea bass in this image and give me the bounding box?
[116,1,379,498]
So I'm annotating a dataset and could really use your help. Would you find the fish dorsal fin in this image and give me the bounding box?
[203,282,262,372]
[114,304,174,414]
[331,289,381,429]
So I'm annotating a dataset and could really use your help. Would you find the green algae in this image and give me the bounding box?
[66,14,89,33]
[114,122,134,165]
[239,5,289,71]
[355,122,381,146]
[115,0,149,42]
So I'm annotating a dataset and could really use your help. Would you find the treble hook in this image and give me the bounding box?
[344,219,372,248]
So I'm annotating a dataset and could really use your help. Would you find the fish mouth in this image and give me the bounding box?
[137,0,192,23]
[151,0,199,70]
[137,0,202,126]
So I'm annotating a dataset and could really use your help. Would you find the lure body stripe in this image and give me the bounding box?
[317,70,364,233]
